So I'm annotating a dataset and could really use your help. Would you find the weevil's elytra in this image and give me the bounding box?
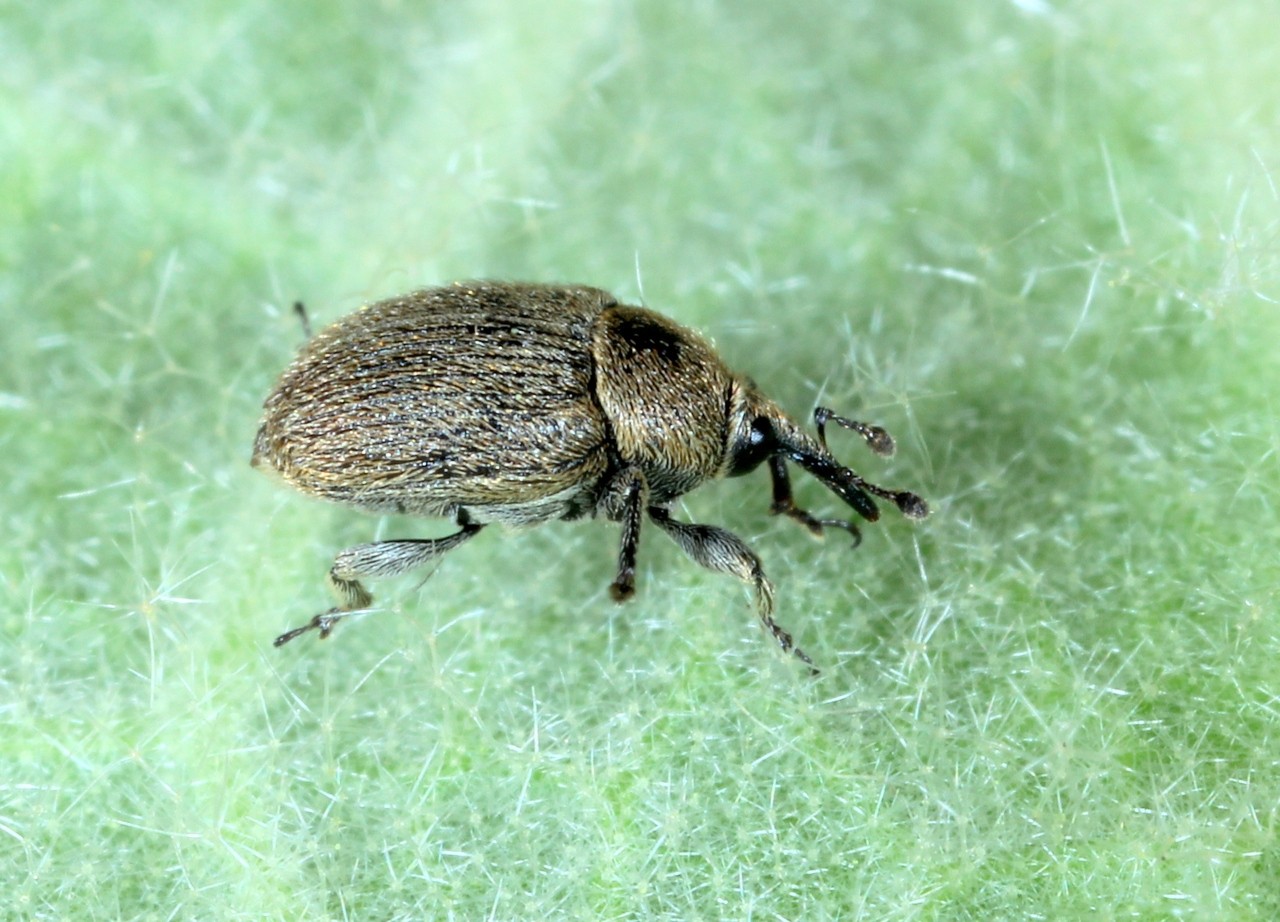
[253,280,928,668]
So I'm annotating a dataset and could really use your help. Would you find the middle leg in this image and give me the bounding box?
[604,465,649,603]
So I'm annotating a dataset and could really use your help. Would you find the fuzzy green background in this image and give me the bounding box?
[4,1,1279,918]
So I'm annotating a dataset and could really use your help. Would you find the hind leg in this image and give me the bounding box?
[274,513,484,646]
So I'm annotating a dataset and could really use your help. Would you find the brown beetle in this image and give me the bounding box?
[252,281,927,667]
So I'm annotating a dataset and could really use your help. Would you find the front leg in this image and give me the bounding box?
[648,505,815,671]
[768,455,862,548]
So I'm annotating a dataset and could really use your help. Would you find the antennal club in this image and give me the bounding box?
[815,406,896,457]
[784,408,930,523]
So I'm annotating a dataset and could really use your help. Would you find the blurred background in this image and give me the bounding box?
[3,0,1278,917]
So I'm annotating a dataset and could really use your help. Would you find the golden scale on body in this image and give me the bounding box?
[253,281,928,671]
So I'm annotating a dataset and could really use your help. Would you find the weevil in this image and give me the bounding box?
[252,281,928,668]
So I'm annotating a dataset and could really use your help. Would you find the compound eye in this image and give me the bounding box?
[727,416,776,477]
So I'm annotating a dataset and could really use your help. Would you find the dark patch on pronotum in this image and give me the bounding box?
[614,313,683,364]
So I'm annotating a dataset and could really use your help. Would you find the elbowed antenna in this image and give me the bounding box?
[775,408,929,523]
[815,406,896,458]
